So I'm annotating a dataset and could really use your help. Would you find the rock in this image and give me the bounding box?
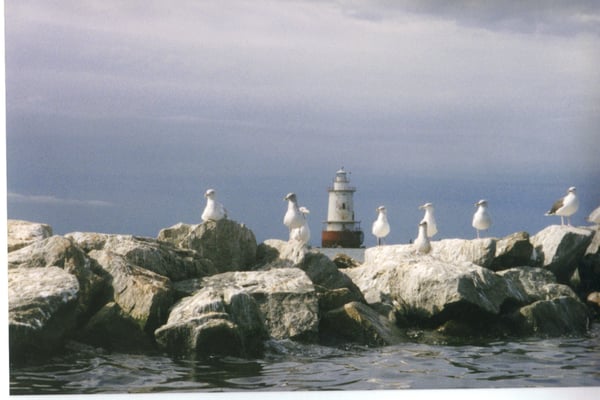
[158,220,257,273]
[8,267,80,363]
[348,252,515,327]
[332,253,361,269]
[432,238,496,268]
[490,231,534,271]
[7,219,53,252]
[88,250,176,336]
[320,301,404,346]
[258,239,365,304]
[155,268,318,358]
[67,232,217,281]
[497,266,579,304]
[587,291,600,308]
[509,297,590,336]
[78,302,155,352]
[8,236,109,322]
[531,225,595,283]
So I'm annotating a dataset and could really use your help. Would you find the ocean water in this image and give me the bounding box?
[9,323,600,395]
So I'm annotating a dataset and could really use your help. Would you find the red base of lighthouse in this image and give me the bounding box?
[321,230,364,248]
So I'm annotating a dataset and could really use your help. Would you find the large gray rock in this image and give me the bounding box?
[498,266,580,304]
[8,236,109,321]
[320,301,404,346]
[7,219,53,252]
[432,238,496,268]
[531,225,595,283]
[88,250,176,336]
[347,252,514,325]
[155,268,319,358]
[158,220,257,273]
[257,239,365,305]
[9,267,80,362]
[67,232,217,281]
[509,297,590,336]
[491,231,534,271]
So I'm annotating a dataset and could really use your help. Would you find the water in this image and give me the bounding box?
[9,323,600,394]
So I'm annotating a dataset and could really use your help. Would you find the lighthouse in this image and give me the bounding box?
[321,168,364,248]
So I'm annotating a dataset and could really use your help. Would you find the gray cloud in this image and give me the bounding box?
[8,192,113,208]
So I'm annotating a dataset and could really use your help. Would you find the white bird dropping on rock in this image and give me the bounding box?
[587,205,600,225]
[545,186,579,226]
[419,202,438,238]
[290,206,311,245]
[283,193,304,234]
[372,206,390,246]
[414,221,432,254]
[201,188,227,222]
[472,200,491,239]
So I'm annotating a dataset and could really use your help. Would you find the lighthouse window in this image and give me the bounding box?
[342,203,346,210]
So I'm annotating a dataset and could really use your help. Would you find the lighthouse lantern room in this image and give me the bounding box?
[321,168,364,248]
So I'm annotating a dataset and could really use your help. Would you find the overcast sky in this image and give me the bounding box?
[5,1,600,245]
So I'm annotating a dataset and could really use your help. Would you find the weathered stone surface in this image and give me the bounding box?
[498,266,579,304]
[88,250,176,335]
[155,268,318,358]
[432,238,496,268]
[68,232,217,281]
[8,236,109,321]
[491,231,534,271]
[78,302,155,352]
[531,225,595,283]
[320,301,404,346]
[509,297,590,336]
[332,253,361,269]
[158,220,257,272]
[7,219,53,252]
[9,267,80,362]
[347,253,515,326]
[258,239,365,304]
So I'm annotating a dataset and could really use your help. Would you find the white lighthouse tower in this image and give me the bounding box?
[321,168,364,248]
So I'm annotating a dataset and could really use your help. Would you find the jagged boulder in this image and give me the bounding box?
[531,225,595,283]
[432,238,496,268]
[257,239,365,306]
[67,232,217,281]
[8,267,80,363]
[508,297,589,336]
[346,251,515,327]
[320,301,404,346]
[87,250,176,337]
[8,236,109,321]
[7,219,53,252]
[498,266,580,304]
[490,231,534,271]
[155,268,317,358]
[158,220,257,273]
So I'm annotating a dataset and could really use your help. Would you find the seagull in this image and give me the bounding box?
[414,221,432,254]
[545,186,579,226]
[587,205,600,225]
[419,202,438,238]
[201,188,227,222]
[472,199,491,239]
[372,206,390,246]
[290,206,311,245]
[283,193,305,234]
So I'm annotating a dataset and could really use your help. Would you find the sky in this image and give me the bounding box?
[4,0,600,247]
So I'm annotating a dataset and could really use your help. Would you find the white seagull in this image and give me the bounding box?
[545,186,579,226]
[372,206,391,246]
[283,193,305,234]
[201,188,227,222]
[414,221,432,255]
[587,205,600,225]
[419,202,438,238]
[472,199,492,239]
[290,206,311,245]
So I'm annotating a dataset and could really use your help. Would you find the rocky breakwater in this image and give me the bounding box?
[7,219,600,365]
